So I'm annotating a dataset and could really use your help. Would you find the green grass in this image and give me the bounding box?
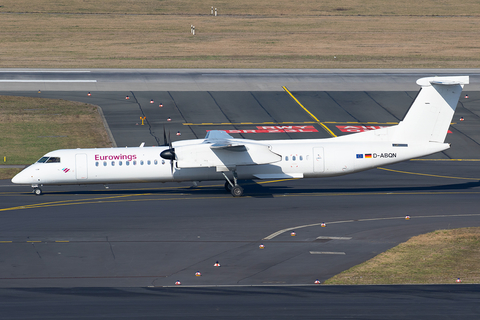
[0,95,111,179]
[325,227,480,284]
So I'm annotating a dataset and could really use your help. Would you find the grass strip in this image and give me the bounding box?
[0,95,111,179]
[325,227,480,284]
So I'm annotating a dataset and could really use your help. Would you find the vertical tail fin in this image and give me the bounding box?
[393,76,469,143]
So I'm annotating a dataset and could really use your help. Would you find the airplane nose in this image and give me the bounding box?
[11,169,29,184]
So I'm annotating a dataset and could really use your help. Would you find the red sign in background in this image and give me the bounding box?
[218,126,318,133]
[337,125,452,134]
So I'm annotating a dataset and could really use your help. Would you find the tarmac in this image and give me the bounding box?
[1,69,480,318]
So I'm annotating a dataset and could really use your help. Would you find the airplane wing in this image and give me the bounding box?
[174,130,281,171]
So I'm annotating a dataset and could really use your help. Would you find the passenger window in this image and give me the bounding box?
[119,161,123,166]
[292,156,296,161]
[103,161,107,166]
[126,161,130,166]
[300,155,303,161]
[147,160,151,165]
[162,160,165,165]
[285,156,289,161]
[111,161,115,166]
[154,159,158,165]
[37,157,49,163]
[133,160,137,165]
[95,162,99,167]
[140,160,144,165]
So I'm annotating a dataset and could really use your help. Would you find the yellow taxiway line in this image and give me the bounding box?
[282,86,337,138]
[377,167,480,180]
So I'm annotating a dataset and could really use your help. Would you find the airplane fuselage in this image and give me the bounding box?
[13,137,449,186]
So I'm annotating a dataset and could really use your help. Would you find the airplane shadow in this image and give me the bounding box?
[245,179,480,197]
[42,179,480,198]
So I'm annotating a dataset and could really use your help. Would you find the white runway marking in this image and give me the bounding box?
[310,251,346,255]
[264,213,480,240]
[0,80,97,82]
[316,236,352,240]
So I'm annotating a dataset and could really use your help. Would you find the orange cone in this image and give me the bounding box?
[259,244,265,249]
[405,215,410,220]
[150,99,154,104]
[125,96,130,100]
[87,92,91,96]
[291,231,296,236]
[176,131,181,136]
[321,223,326,227]
[214,261,221,267]
[456,278,462,283]
[460,117,464,121]
[314,279,321,284]
[159,103,163,107]
[195,271,202,277]
[175,280,181,285]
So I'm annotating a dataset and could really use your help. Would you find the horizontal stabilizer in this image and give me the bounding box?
[417,76,469,87]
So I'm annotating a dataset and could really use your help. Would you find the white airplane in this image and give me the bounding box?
[12,76,468,196]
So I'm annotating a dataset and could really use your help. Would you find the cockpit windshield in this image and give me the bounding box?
[37,157,49,163]
[37,156,61,163]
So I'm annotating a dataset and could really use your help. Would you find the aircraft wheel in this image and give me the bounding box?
[33,188,42,196]
[231,186,243,197]
[224,181,232,192]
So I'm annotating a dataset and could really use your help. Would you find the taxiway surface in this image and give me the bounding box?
[1,70,480,317]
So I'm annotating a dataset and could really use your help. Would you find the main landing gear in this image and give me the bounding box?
[222,173,244,197]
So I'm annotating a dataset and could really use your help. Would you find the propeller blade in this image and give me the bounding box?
[162,126,168,146]
[167,130,175,173]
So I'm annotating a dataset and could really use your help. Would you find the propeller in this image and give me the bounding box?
[160,126,168,146]
[160,129,176,173]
